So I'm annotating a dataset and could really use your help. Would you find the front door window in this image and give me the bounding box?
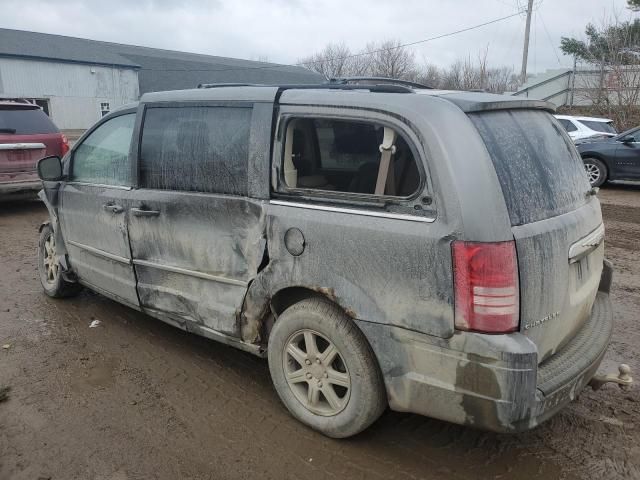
[72,114,135,185]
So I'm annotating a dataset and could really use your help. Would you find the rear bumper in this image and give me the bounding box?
[357,287,613,433]
[0,180,41,198]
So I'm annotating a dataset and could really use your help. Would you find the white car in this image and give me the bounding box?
[555,115,617,141]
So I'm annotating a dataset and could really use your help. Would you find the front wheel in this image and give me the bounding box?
[37,224,81,298]
[268,297,386,438]
[583,157,608,187]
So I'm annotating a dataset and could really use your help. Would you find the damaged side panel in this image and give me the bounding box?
[38,188,71,274]
[242,202,456,343]
[57,183,139,307]
[127,189,267,337]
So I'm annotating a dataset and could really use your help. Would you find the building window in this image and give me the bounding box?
[34,99,50,116]
[100,102,110,117]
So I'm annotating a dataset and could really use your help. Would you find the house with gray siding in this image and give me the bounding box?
[0,28,321,132]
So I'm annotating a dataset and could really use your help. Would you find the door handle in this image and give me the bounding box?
[103,203,124,214]
[131,207,160,217]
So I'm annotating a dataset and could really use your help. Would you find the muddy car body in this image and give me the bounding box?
[36,83,614,437]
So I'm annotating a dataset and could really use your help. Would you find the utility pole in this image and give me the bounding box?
[520,0,534,85]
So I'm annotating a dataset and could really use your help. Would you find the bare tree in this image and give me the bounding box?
[486,67,520,93]
[434,48,517,93]
[461,54,483,90]
[363,40,418,79]
[346,52,372,77]
[298,42,353,79]
[416,63,442,88]
[300,42,517,93]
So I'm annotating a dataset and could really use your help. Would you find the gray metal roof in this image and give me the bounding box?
[142,84,555,114]
[276,87,556,113]
[0,28,323,94]
[142,86,281,103]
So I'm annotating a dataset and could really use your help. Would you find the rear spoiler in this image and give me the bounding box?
[434,91,556,113]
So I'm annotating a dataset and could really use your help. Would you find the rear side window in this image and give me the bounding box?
[580,120,617,134]
[470,110,590,226]
[0,107,58,134]
[280,118,421,197]
[139,106,251,196]
[558,119,577,132]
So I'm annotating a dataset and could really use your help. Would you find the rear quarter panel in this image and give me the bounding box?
[243,93,514,340]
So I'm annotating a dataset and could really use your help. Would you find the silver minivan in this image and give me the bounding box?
[36,81,629,438]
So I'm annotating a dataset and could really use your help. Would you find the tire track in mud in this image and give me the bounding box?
[601,203,640,226]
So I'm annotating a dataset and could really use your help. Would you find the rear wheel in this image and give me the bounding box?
[37,224,81,298]
[268,297,386,438]
[583,157,607,187]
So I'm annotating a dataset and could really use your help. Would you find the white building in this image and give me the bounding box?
[512,66,640,108]
[0,57,139,131]
[0,28,321,133]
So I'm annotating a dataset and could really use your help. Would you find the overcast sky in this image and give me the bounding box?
[1,0,636,73]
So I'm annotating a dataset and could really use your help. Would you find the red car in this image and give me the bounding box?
[0,100,69,200]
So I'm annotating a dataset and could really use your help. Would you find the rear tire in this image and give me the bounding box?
[268,297,386,438]
[37,224,81,298]
[583,157,607,187]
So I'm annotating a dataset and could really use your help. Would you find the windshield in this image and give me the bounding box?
[470,110,591,226]
[616,126,640,141]
[580,120,617,134]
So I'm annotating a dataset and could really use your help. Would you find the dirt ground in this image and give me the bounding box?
[1,185,640,480]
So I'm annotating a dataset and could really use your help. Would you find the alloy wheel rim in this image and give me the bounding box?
[585,163,601,184]
[43,234,59,284]
[283,329,351,416]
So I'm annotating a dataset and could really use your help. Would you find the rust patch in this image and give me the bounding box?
[344,307,357,318]
[310,286,358,318]
[310,286,337,303]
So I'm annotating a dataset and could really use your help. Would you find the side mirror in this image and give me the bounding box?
[622,136,635,144]
[37,155,63,181]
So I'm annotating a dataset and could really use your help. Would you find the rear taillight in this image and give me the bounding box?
[60,134,70,156]
[452,240,519,333]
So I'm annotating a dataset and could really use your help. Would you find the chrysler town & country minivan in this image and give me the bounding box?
[36,81,624,438]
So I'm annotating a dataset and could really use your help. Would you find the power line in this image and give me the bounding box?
[539,9,563,66]
[140,10,527,73]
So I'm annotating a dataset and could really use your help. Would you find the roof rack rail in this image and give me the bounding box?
[197,83,256,89]
[195,82,415,94]
[280,83,414,93]
[0,97,35,104]
[329,77,432,90]
[0,98,41,109]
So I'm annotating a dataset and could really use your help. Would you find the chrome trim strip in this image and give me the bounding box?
[0,142,46,150]
[66,181,132,190]
[67,240,131,264]
[568,223,605,263]
[132,259,248,287]
[269,200,435,223]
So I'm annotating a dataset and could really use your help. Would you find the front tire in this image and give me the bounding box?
[268,297,386,438]
[37,224,81,298]
[583,157,607,187]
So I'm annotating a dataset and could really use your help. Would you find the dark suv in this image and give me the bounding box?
[0,100,68,200]
[35,83,627,438]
